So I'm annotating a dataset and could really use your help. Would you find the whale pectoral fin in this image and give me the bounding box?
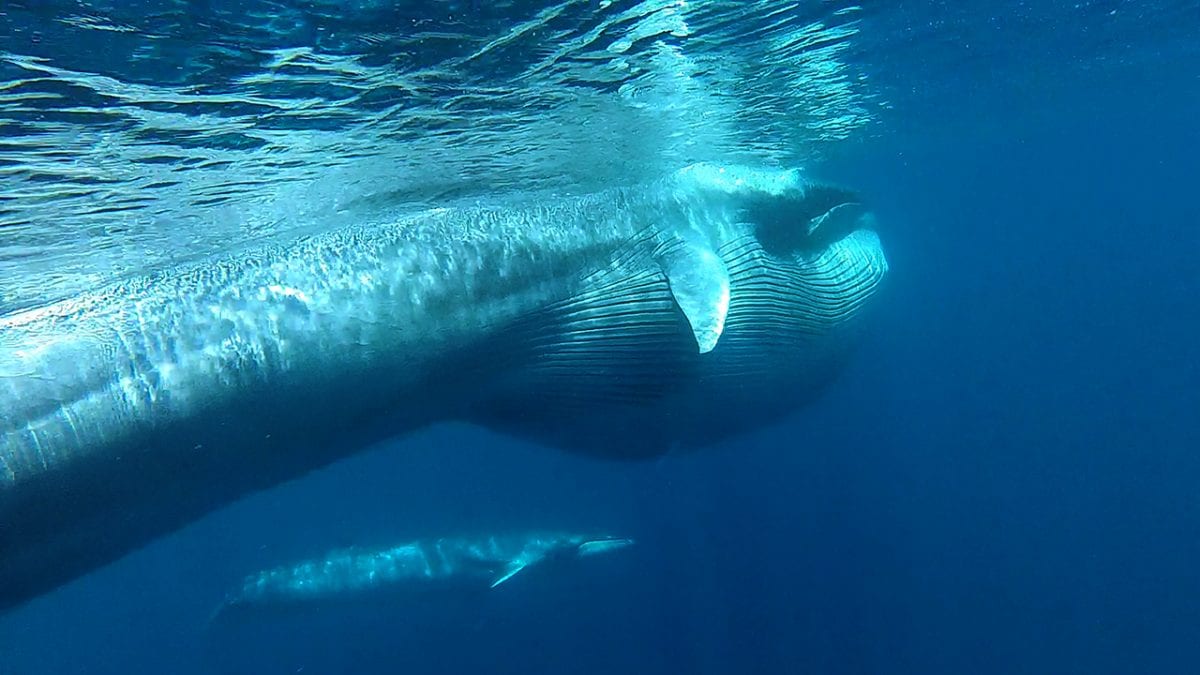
[661,241,731,354]
[490,562,529,589]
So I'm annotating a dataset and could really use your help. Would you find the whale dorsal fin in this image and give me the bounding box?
[661,239,730,354]
[490,561,529,588]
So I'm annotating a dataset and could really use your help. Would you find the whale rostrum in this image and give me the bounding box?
[0,163,888,610]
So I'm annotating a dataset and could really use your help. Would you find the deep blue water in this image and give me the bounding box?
[3,2,1200,674]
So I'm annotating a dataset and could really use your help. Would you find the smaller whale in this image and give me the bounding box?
[211,531,634,621]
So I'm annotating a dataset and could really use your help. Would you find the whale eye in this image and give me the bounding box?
[745,184,866,257]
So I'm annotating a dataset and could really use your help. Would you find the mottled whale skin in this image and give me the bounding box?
[0,163,888,610]
[212,532,634,621]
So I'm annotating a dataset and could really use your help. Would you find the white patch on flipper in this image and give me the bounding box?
[662,240,730,354]
[490,561,529,588]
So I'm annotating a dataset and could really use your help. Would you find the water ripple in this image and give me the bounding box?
[0,0,875,313]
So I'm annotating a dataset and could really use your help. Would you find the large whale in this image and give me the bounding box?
[211,531,634,622]
[0,163,888,611]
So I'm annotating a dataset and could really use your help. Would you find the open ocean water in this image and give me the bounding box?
[1,1,1199,673]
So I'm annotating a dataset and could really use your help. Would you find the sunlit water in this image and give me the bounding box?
[4,0,1192,314]
[0,0,884,314]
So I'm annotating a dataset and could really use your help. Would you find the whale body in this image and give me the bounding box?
[0,163,888,610]
[211,532,634,621]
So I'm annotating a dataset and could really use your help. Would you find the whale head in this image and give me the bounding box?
[521,533,636,560]
[488,533,635,588]
[574,536,636,557]
[466,164,888,458]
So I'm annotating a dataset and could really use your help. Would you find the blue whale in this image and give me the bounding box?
[211,531,635,622]
[0,163,887,610]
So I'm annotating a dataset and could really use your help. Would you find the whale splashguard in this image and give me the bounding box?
[0,163,888,611]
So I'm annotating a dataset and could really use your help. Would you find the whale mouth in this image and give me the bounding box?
[744,183,870,258]
[576,538,635,557]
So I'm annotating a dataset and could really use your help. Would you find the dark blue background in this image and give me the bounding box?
[4,20,1200,675]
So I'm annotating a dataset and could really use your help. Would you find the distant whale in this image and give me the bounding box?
[211,532,635,622]
[0,163,888,610]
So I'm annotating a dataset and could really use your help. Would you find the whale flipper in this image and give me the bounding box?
[490,561,529,589]
[661,239,731,354]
